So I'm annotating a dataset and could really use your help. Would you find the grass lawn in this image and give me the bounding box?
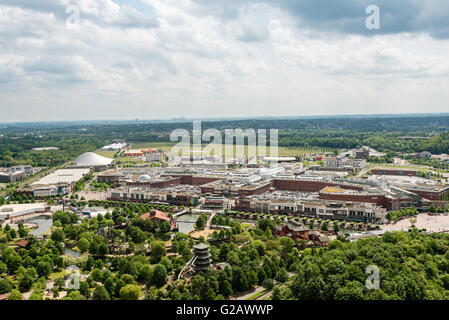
[49,269,69,280]
[130,142,331,158]
[370,163,448,174]
[131,142,177,150]
[95,150,118,158]
[115,157,141,163]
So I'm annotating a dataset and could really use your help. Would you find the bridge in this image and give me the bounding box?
[175,219,198,223]
[173,210,187,218]
[177,255,198,282]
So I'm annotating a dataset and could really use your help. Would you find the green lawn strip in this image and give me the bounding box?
[245,288,269,300]
[49,269,69,280]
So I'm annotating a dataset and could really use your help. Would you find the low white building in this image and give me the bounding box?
[101,143,127,151]
[323,157,366,169]
[32,168,91,186]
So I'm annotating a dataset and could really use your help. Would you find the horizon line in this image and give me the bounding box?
[2,111,449,125]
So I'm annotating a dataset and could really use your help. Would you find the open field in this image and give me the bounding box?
[94,150,118,158]
[367,163,449,176]
[49,270,70,280]
[130,142,176,150]
[130,142,331,158]
[371,163,443,172]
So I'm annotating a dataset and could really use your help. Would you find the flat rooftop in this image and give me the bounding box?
[32,168,91,186]
[320,186,382,196]
[0,203,49,217]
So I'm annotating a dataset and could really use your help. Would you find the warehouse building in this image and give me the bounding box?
[25,168,91,197]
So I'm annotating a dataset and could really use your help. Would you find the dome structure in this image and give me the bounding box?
[75,152,113,166]
[138,174,152,181]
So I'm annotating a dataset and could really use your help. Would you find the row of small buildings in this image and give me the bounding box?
[0,165,40,183]
[101,167,449,223]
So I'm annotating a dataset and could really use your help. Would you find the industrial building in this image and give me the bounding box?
[107,186,200,206]
[0,165,39,183]
[370,169,418,176]
[234,193,387,222]
[100,143,127,151]
[23,168,91,197]
[0,203,51,221]
[323,157,366,171]
[0,170,26,183]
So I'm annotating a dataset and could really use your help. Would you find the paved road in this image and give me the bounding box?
[230,286,265,300]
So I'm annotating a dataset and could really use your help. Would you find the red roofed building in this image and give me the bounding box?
[17,239,29,248]
[141,210,170,224]
[14,239,29,252]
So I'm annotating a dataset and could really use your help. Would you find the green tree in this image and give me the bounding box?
[84,256,94,271]
[119,284,142,300]
[262,279,274,290]
[79,281,91,298]
[0,278,14,294]
[160,256,173,272]
[51,229,65,243]
[150,241,167,262]
[152,264,167,288]
[93,285,110,300]
[8,290,23,300]
[275,267,288,283]
[78,238,90,252]
[334,281,364,300]
[220,280,233,297]
[19,275,34,292]
[138,265,153,284]
[0,262,7,275]
[36,261,52,279]
[28,290,43,300]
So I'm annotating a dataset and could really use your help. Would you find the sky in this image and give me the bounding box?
[1,0,449,122]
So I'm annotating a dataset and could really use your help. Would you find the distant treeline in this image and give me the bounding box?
[2,115,449,167]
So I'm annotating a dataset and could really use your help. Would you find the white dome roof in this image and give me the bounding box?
[138,174,151,181]
[75,152,113,166]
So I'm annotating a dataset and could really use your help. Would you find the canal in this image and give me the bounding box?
[27,215,53,238]
[175,212,207,234]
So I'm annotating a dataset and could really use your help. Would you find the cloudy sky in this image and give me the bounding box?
[1,0,449,122]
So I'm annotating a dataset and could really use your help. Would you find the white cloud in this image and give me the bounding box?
[1,0,449,122]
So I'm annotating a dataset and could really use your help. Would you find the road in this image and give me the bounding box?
[230,286,265,300]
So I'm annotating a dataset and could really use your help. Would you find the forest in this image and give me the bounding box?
[3,206,449,300]
[2,114,449,167]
